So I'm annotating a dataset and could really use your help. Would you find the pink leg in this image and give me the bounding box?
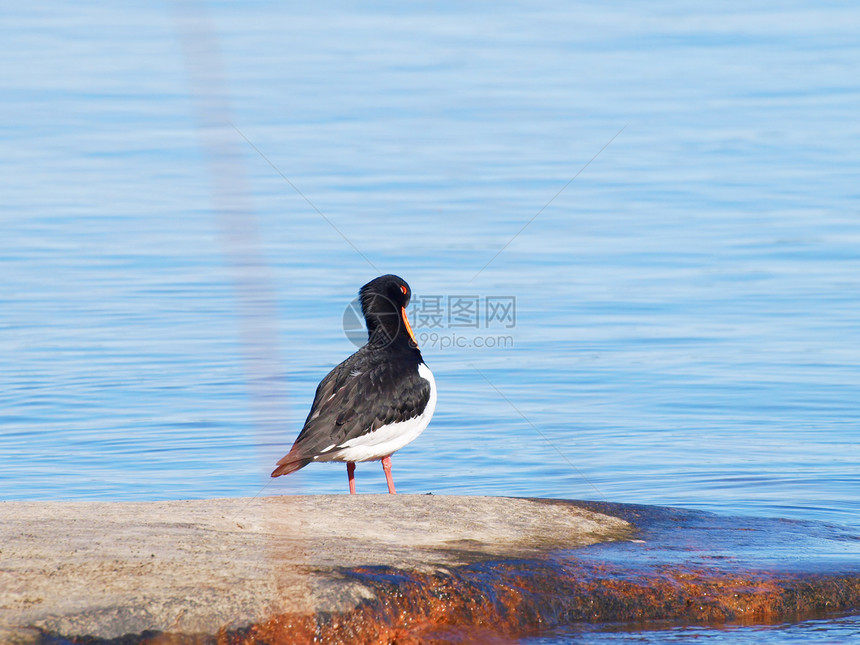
[347,462,356,495]
[381,455,396,494]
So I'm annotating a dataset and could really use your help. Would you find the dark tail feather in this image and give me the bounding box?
[271,453,313,477]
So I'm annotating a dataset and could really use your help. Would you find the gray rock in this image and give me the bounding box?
[0,495,630,640]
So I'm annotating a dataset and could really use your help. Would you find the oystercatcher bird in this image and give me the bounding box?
[271,275,436,494]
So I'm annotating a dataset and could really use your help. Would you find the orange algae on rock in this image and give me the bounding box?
[217,562,860,645]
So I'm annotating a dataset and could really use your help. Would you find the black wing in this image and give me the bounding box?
[291,348,430,459]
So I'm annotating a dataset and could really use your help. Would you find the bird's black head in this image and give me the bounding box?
[359,274,418,350]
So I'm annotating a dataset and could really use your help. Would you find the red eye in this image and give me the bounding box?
[400,285,408,295]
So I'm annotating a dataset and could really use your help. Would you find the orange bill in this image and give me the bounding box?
[401,307,418,347]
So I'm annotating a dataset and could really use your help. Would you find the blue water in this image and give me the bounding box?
[526,614,860,644]
[1,1,858,642]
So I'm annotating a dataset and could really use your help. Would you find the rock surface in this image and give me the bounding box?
[0,495,631,641]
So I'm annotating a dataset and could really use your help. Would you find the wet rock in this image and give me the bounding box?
[0,495,630,641]
[4,497,859,643]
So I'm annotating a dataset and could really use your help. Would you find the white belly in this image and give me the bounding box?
[326,363,436,463]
